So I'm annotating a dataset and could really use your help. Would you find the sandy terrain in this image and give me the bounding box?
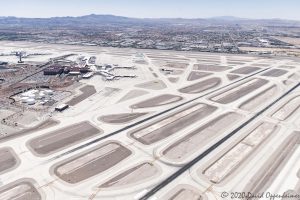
[28,121,101,156]
[261,69,288,77]
[99,162,159,188]
[274,36,300,46]
[162,113,243,163]
[227,74,241,81]
[162,185,203,200]
[193,64,231,72]
[243,132,300,195]
[66,85,96,106]
[98,113,147,124]
[168,77,179,83]
[239,86,278,111]
[272,96,300,121]
[203,122,278,184]
[135,80,167,90]
[0,147,18,174]
[187,71,212,81]
[211,79,269,104]
[179,77,221,94]
[230,67,261,75]
[130,103,217,145]
[0,119,59,142]
[0,180,41,200]
[131,94,183,109]
[53,142,132,184]
[118,90,149,103]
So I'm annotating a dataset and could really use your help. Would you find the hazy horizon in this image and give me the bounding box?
[0,0,300,21]
[1,14,299,21]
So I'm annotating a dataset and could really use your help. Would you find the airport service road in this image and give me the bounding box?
[47,67,271,162]
[139,82,300,200]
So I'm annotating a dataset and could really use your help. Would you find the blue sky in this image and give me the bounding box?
[1,0,300,20]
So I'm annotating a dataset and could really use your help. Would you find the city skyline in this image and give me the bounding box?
[1,0,300,20]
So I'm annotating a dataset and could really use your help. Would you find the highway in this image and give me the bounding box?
[47,67,272,162]
[139,82,300,200]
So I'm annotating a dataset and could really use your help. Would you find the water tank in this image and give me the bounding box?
[21,97,29,103]
[31,89,39,94]
[27,93,36,98]
[37,92,46,99]
[27,98,36,105]
[44,90,53,95]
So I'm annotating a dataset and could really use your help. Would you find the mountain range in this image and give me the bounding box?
[0,14,300,28]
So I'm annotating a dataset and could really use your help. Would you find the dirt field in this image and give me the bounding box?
[211,79,269,104]
[261,69,288,77]
[66,85,97,106]
[187,71,212,81]
[230,67,261,75]
[131,94,183,109]
[243,132,300,194]
[99,162,159,188]
[28,121,102,156]
[162,113,243,163]
[0,180,41,200]
[53,142,132,184]
[0,148,18,174]
[135,80,167,90]
[118,90,149,103]
[164,62,189,69]
[168,77,179,83]
[227,74,241,81]
[272,96,300,121]
[162,185,203,200]
[239,86,278,111]
[193,64,231,72]
[130,103,217,145]
[179,77,221,94]
[274,36,300,46]
[0,119,59,142]
[98,113,147,124]
[203,122,277,184]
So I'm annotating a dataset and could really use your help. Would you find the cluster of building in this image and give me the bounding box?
[43,64,90,76]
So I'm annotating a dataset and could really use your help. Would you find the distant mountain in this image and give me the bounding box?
[0,14,299,28]
[209,16,247,21]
